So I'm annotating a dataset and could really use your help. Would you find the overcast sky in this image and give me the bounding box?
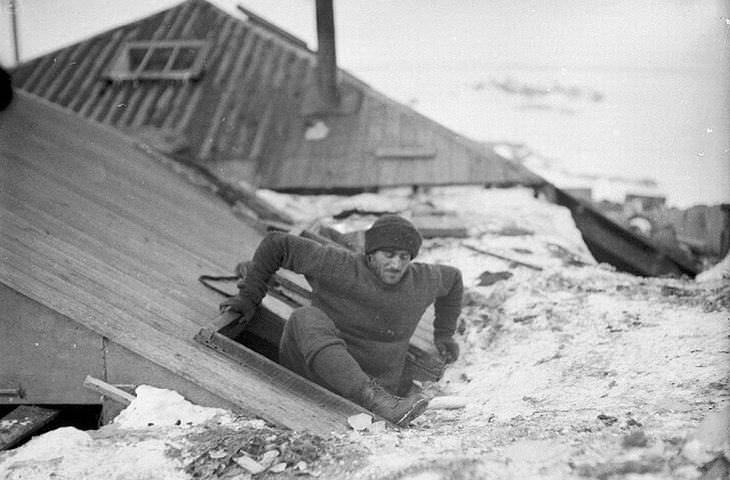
[2,0,727,70]
[1,1,728,206]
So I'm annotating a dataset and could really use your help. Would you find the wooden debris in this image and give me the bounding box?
[0,405,61,450]
[427,396,469,410]
[259,449,280,469]
[208,449,227,459]
[83,375,136,405]
[477,270,513,286]
[184,423,328,478]
[234,455,266,474]
[368,421,387,433]
[463,244,543,271]
[270,462,287,472]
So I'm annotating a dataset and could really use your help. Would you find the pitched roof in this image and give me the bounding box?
[10,0,541,191]
[0,91,359,433]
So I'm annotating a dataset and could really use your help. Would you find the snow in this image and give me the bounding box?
[114,385,233,429]
[697,252,730,282]
[0,426,188,480]
[1,187,727,479]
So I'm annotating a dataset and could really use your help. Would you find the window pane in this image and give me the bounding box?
[143,47,174,72]
[170,47,200,71]
[128,47,148,71]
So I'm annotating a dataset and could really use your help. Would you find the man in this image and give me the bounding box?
[221,214,463,426]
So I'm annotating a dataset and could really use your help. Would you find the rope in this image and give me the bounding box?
[198,274,238,298]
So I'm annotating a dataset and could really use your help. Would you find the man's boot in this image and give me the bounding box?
[354,379,429,427]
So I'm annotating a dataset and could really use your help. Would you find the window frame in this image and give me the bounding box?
[104,40,210,81]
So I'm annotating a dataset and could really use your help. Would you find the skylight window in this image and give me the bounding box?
[105,40,209,81]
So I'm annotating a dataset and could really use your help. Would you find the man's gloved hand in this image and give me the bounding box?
[219,295,257,320]
[434,336,459,363]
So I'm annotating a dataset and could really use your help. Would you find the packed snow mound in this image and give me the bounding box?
[5,427,93,460]
[697,252,730,282]
[0,387,246,480]
[114,385,232,429]
[0,425,188,480]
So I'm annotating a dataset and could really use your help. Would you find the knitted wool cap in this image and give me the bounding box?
[364,214,422,258]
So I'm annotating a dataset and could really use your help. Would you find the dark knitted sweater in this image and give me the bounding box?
[238,232,463,388]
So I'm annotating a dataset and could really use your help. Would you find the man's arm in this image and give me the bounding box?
[220,231,344,313]
[432,266,463,363]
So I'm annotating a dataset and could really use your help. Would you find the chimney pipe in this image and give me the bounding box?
[315,0,339,109]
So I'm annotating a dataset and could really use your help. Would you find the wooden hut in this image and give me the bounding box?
[9,0,541,193]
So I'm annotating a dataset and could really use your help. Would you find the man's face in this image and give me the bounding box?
[368,249,412,285]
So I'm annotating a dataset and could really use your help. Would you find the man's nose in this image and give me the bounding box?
[387,257,406,269]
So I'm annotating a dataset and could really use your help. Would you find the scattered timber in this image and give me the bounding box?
[427,396,469,410]
[83,375,136,406]
[0,405,60,450]
[463,244,543,271]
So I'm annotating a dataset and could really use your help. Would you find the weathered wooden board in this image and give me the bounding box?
[0,406,61,450]
[195,326,367,420]
[83,376,136,405]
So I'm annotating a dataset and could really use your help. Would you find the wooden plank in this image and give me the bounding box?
[197,330,366,419]
[0,406,61,450]
[83,376,136,405]
[463,244,543,271]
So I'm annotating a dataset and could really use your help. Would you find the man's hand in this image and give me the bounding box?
[219,295,256,316]
[434,336,459,363]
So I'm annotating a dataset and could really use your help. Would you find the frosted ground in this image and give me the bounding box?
[1,187,727,479]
